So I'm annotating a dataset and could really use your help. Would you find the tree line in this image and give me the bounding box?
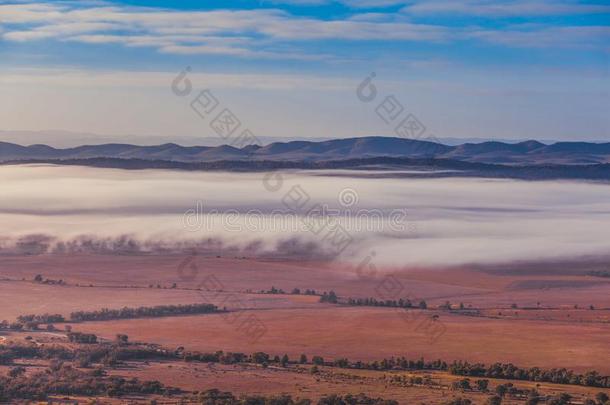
[67,332,98,344]
[256,287,320,296]
[449,361,610,388]
[318,292,430,309]
[70,303,220,322]
[193,389,398,405]
[5,303,222,330]
[179,349,610,390]
[346,297,428,309]
[2,332,607,391]
[7,336,606,390]
[445,381,609,405]
[180,349,449,372]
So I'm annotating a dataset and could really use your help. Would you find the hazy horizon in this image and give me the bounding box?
[0,129,607,149]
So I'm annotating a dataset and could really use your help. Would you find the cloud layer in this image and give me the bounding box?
[3,164,610,267]
[1,0,609,58]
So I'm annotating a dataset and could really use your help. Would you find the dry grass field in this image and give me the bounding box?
[1,253,609,403]
[76,306,610,373]
[100,361,610,404]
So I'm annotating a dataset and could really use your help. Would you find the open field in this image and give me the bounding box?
[2,254,609,311]
[76,306,610,374]
[0,330,608,405]
[110,362,610,404]
[1,253,610,403]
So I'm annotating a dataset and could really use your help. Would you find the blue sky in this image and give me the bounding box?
[0,0,608,144]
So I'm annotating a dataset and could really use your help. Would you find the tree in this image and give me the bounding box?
[252,352,270,364]
[116,334,129,344]
[452,378,471,391]
[9,323,23,331]
[312,356,324,365]
[487,396,502,405]
[476,379,489,391]
[334,358,349,368]
[77,354,91,368]
[419,300,427,309]
[281,354,289,367]
[8,366,26,378]
[34,274,43,282]
[596,392,609,404]
[320,291,338,304]
[299,354,307,364]
[526,390,541,405]
[452,379,470,391]
[495,385,508,397]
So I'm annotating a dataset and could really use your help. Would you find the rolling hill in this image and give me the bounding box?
[2,136,610,165]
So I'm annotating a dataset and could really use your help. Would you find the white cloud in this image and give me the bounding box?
[403,0,610,17]
[1,1,608,56]
[0,3,65,23]
[341,0,407,7]
[4,29,54,41]
[468,25,610,48]
[0,2,449,57]
[4,21,122,41]
[263,0,610,13]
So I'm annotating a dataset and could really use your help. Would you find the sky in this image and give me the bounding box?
[0,0,609,145]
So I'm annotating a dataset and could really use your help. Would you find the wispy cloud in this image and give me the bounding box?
[264,0,610,14]
[403,0,610,17]
[2,0,607,60]
[0,2,447,58]
[467,25,610,48]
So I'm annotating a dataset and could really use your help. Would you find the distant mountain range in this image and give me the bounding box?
[2,136,610,165]
[0,130,570,148]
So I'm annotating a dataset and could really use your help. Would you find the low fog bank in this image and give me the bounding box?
[2,164,610,267]
[0,233,336,260]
